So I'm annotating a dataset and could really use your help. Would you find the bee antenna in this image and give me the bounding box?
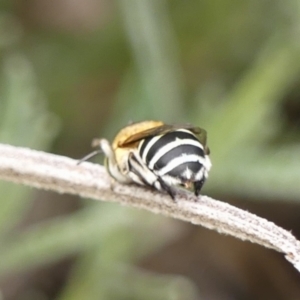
[77,149,103,165]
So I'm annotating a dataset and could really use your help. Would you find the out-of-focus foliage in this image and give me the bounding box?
[0,14,59,240]
[0,0,300,299]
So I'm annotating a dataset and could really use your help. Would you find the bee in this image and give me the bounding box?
[78,120,211,199]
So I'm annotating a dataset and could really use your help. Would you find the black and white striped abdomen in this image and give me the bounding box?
[138,129,210,183]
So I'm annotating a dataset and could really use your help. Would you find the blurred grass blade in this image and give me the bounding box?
[208,145,300,201]
[0,54,59,238]
[59,256,199,300]
[0,205,130,275]
[0,203,180,276]
[58,208,185,300]
[206,36,300,166]
[118,0,184,121]
[0,54,59,148]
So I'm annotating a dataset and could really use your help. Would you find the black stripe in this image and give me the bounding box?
[142,131,200,164]
[165,161,203,179]
[153,144,204,170]
[128,154,149,185]
[138,139,149,158]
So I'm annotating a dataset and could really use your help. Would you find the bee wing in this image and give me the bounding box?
[189,126,207,146]
[120,123,208,149]
[120,124,173,146]
[173,124,209,151]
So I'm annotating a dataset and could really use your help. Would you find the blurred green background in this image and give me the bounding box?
[0,1,300,299]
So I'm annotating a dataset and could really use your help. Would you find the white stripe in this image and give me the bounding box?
[183,167,193,180]
[148,139,203,169]
[175,129,196,134]
[139,135,163,162]
[195,167,204,181]
[157,154,206,176]
[139,129,197,163]
[159,174,181,186]
[204,155,212,171]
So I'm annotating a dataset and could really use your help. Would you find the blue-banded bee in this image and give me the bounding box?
[79,121,211,199]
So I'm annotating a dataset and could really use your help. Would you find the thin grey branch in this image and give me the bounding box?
[0,143,299,272]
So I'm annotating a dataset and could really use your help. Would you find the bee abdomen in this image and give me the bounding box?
[150,144,204,170]
[138,130,206,181]
[139,130,203,161]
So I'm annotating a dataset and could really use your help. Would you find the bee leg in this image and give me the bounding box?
[128,152,176,200]
[194,179,205,196]
[128,152,158,187]
[156,177,176,200]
